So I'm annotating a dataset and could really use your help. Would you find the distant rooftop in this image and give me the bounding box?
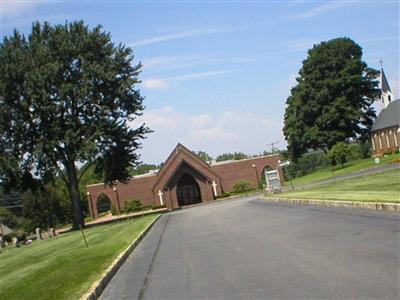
[132,169,159,178]
[210,154,279,166]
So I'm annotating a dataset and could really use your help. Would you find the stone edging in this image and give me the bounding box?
[80,214,161,300]
[263,196,400,212]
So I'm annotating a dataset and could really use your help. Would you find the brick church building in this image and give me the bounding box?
[86,144,282,218]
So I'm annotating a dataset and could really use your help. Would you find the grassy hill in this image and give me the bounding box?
[0,214,158,300]
[279,169,399,203]
[286,153,399,187]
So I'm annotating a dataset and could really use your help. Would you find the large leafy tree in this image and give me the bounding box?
[283,37,380,161]
[194,151,213,163]
[0,21,150,229]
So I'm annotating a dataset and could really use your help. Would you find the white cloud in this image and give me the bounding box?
[137,106,184,129]
[190,114,213,128]
[142,79,170,90]
[169,70,231,82]
[142,70,231,90]
[132,106,283,164]
[277,73,298,98]
[285,0,309,7]
[359,36,399,43]
[130,22,262,47]
[296,1,353,19]
[131,26,217,47]
[285,39,317,51]
[391,79,400,99]
[2,1,40,19]
[142,54,211,71]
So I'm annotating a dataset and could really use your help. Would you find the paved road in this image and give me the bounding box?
[101,195,400,300]
[284,162,400,191]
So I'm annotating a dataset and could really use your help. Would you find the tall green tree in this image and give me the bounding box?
[0,21,150,229]
[283,37,380,161]
[194,151,213,163]
[21,185,71,232]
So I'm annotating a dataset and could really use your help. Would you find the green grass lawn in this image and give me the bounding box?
[0,214,159,300]
[286,153,400,187]
[277,169,400,203]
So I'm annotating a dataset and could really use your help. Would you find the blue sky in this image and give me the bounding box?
[1,0,399,164]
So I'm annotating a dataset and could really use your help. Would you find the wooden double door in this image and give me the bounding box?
[176,174,202,206]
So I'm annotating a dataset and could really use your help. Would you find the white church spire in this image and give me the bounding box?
[380,60,394,109]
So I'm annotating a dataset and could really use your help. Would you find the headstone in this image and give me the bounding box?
[36,228,41,240]
[374,157,380,164]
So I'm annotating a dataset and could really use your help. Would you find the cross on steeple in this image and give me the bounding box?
[379,61,393,110]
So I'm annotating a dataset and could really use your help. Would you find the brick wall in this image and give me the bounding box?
[211,155,282,193]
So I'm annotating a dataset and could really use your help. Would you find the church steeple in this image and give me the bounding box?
[380,61,394,109]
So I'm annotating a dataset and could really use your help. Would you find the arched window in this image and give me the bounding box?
[96,193,112,214]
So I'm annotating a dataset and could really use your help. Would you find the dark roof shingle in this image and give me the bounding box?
[371,99,400,131]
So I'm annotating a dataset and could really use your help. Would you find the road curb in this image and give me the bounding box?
[80,214,161,300]
[215,190,264,202]
[263,196,400,212]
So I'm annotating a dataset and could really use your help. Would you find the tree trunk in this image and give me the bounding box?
[65,160,84,230]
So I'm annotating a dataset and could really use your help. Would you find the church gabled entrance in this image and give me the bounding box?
[176,173,202,206]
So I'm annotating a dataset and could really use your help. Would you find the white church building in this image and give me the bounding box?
[370,67,400,156]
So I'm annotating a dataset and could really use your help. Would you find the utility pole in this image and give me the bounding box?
[266,141,279,154]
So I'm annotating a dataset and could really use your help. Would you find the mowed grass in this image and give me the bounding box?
[287,153,400,186]
[0,214,159,300]
[278,169,400,203]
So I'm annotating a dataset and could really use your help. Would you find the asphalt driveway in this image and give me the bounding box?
[101,195,400,299]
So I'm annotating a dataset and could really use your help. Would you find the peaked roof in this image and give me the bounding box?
[381,68,392,93]
[153,143,220,190]
[372,99,400,131]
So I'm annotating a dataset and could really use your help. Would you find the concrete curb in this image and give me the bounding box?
[175,191,264,210]
[263,196,400,212]
[215,190,264,202]
[80,214,161,300]
[58,209,167,234]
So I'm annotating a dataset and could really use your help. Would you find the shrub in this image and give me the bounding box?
[328,142,351,166]
[391,157,400,163]
[124,199,142,213]
[110,203,118,215]
[232,180,252,193]
[347,143,363,161]
[142,205,153,211]
[358,141,371,158]
[286,151,330,179]
[215,192,231,199]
